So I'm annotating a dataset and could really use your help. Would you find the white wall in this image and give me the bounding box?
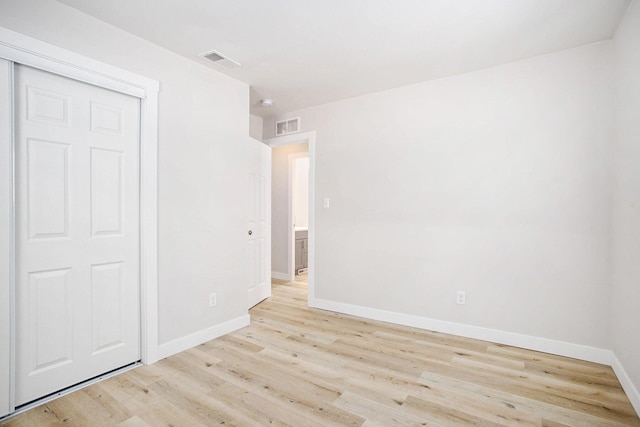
[271,143,308,277]
[0,0,249,348]
[294,157,310,229]
[612,0,640,410]
[265,42,614,353]
[250,114,264,141]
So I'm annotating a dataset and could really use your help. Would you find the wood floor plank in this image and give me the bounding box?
[400,395,508,427]
[0,405,63,427]
[116,415,153,427]
[332,391,436,427]
[2,275,638,426]
[144,379,235,426]
[444,356,639,423]
[417,370,636,427]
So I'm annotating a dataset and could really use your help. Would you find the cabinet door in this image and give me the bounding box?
[302,239,308,269]
[295,239,303,271]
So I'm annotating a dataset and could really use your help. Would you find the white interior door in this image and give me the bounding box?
[15,65,141,405]
[248,138,271,308]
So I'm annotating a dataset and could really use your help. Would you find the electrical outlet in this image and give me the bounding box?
[209,292,217,307]
[456,291,466,305]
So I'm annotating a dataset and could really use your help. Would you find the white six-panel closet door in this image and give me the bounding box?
[14,64,141,405]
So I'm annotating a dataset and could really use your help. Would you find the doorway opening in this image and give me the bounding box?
[291,153,309,279]
[264,131,316,305]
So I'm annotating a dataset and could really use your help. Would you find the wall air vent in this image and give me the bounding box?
[199,49,241,68]
[275,117,301,136]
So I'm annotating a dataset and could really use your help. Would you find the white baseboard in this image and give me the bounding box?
[309,297,612,365]
[612,354,640,417]
[272,271,292,281]
[158,314,250,360]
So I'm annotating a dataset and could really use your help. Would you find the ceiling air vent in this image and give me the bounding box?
[199,49,241,68]
[276,117,300,136]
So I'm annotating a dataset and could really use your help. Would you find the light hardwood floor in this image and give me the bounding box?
[2,274,639,426]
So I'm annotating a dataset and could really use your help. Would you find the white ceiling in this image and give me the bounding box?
[57,0,630,118]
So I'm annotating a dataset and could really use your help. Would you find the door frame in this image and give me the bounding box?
[0,26,159,414]
[264,131,316,306]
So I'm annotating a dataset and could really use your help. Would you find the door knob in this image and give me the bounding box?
[248,230,253,235]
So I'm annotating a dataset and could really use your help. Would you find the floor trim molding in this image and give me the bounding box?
[271,271,291,281]
[158,314,250,360]
[612,354,640,417]
[309,297,612,365]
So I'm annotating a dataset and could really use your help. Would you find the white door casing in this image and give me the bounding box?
[0,58,12,417]
[248,138,271,308]
[14,65,141,405]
